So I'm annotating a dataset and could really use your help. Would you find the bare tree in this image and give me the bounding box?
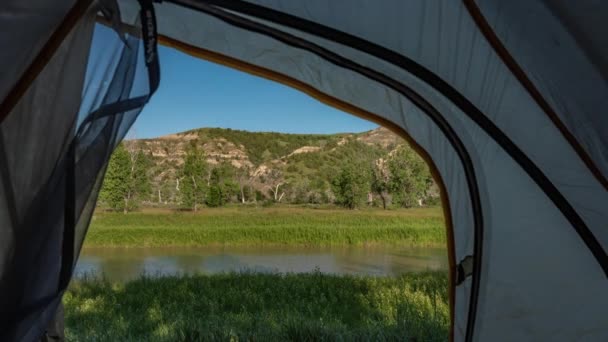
[371,159,391,209]
[265,169,285,202]
[235,165,252,204]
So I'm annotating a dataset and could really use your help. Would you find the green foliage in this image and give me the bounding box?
[195,127,344,165]
[255,190,265,202]
[85,207,446,247]
[65,271,448,341]
[371,161,391,209]
[205,185,221,208]
[100,144,131,211]
[331,162,371,209]
[290,182,310,204]
[114,128,438,209]
[179,145,207,211]
[388,146,432,208]
[132,150,153,201]
[206,163,239,207]
[100,144,152,212]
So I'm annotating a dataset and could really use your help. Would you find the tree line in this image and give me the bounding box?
[99,142,438,212]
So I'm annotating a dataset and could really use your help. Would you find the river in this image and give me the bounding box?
[74,245,447,282]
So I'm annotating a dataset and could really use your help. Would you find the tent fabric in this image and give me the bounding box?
[472,0,608,190]
[0,0,77,103]
[0,5,96,340]
[0,0,607,341]
[116,1,608,340]
[0,1,159,340]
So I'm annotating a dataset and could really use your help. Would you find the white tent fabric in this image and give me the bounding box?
[476,0,608,180]
[0,0,607,341]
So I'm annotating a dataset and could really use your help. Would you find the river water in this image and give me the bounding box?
[74,245,447,282]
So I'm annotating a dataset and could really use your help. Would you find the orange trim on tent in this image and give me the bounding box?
[463,0,608,192]
[0,0,94,124]
[157,34,458,341]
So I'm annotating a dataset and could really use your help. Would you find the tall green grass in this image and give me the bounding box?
[65,271,448,341]
[85,207,446,247]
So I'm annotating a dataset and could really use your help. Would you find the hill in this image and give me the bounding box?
[106,126,437,208]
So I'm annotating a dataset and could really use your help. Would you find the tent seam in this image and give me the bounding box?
[462,0,608,192]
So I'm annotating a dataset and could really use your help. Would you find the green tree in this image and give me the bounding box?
[206,182,222,208]
[387,146,431,208]
[292,182,310,204]
[100,144,151,213]
[206,163,238,207]
[131,150,152,204]
[100,144,131,211]
[180,145,207,211]
[331,163,370,209]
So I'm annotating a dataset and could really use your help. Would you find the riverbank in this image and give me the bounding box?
[65,271,448,341]
[84,206,446,247]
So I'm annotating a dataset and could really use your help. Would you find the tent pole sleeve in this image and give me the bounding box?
[462,0,608,191]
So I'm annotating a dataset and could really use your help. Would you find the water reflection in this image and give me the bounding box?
[75,245,447,282]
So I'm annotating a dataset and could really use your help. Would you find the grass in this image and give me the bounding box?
[84,206,446,248]
[65,271,448,341]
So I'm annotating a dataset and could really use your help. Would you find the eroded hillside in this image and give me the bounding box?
[119,126,436,206]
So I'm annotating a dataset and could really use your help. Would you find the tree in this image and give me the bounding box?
[235,165,252,204]
[307,179,329,204]
[100,144,130,211]
[180,145,207,211]
[99,144,151,213]
[331,163,370,209]
[291,181,310,204]
[370,159,391,209]
[131,150,152,205]
[265,169,285,202]
[387,146,431,208]
[206,163,238,207]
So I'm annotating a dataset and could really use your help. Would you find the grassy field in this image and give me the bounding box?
[65,271,448,341]
[84,206,446,248]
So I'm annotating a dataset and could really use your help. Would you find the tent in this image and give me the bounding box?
[1,0,607,340]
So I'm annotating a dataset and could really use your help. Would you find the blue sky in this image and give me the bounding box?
[133,45,377,138]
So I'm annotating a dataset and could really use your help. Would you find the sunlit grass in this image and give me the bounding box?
[65,271,448,341]
[84,206,446,247]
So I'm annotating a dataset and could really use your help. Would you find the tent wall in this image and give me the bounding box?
[474,0,608,188]
[116,1,608,341]
[0,0,77,103]
[0,1,158,339]
[0,6,96,340]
